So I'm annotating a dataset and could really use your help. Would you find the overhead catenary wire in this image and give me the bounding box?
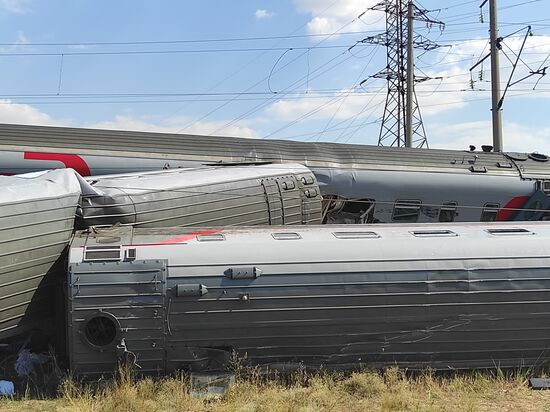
[9,88,550,107]
[0,30,381,47]
[0,43,375,57]
[200,10,375,136]
[264,48,380,140]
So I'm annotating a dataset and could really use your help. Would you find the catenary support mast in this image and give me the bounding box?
[487,0,503,152]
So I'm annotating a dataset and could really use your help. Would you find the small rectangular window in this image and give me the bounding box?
[393,200,421,222]
[439,202,458,222]
[196,233,225,242]
[481,203,500,222]
[272,232,301,240]
[84,246,121,262]
[332,231,380,239]
[410,230,457,237]
[486,228,534,235]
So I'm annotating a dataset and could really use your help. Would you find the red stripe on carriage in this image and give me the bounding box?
[496,196,530,221]
[24,152,91,176]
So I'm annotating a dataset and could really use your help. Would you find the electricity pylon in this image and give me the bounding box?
[360,1,443,148]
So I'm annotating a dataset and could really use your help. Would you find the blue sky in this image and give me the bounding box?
[0,0,548,152]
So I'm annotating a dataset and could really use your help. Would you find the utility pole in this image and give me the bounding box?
[405,1,414,148]
[487,0,503,152]
[471,0,545,152]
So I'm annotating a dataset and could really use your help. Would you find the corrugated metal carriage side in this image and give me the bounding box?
[67,223,550,377]
[79,164,323,228]
[0,171,80,339]
[1,122,548,175]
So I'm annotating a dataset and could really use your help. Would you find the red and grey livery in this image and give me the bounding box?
[67,222,550,375]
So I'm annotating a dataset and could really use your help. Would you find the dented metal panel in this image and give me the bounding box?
[79,164,322,228]
[0,170,80,339]
[68,222,550,375]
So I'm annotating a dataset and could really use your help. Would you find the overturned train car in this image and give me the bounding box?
[0,170,81,339]
[68,222,550,376]
[0,164,321,342]
[3,123,550,223]
[79,164,322,228]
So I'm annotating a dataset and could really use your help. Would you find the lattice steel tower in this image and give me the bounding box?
[363,1,443,148]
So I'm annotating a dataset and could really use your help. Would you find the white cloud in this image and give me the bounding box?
[0,100,259,138]
[0,0,31,14]
[0,30,30,52]
[429,120,550,154]
[0,100,64,126]
[14,30,28,45]
[88,115,259,138]
[266,89,385,122]
[293,0,384,36]
[255,9,274,19]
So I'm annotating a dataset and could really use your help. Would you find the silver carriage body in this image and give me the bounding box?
[67,222,550,376]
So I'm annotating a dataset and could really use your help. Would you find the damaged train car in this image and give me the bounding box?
[0,164,321,343]
[67,222,550,376]
[0,170,81,339]
[2,123,550,223]
[79,163,322,228]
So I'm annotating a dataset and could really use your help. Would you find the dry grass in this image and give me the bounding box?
[0,366,548,412]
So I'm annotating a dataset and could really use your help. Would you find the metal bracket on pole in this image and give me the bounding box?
[471,2,545,152]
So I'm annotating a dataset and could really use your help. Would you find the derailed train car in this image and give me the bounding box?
[3,123,550,223]
[0,170,81,339]
[0,164,321,342]
[79,163,322,228]
[67,222,550,376]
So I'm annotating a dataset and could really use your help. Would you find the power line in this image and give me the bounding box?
[204,11,372,136]
[0,31,380,47]
[266,48,379,141]
[0,44,374,57]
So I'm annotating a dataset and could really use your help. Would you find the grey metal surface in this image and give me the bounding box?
[0,122,547,177]
[80,164,322,228]
[67,260,167,376]
[0,170,80,339]
[68,222,550,375]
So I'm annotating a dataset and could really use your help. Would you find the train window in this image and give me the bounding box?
[439,202,458,222]
[392,200,421,222]
[410,230,457,237]
[322,196,376,224]
[332,231,380,239]
[480,203,500,222]
[83,246,121,262]
[486,228,534,235]
[272,232,301,240]
[196,234,225,242]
